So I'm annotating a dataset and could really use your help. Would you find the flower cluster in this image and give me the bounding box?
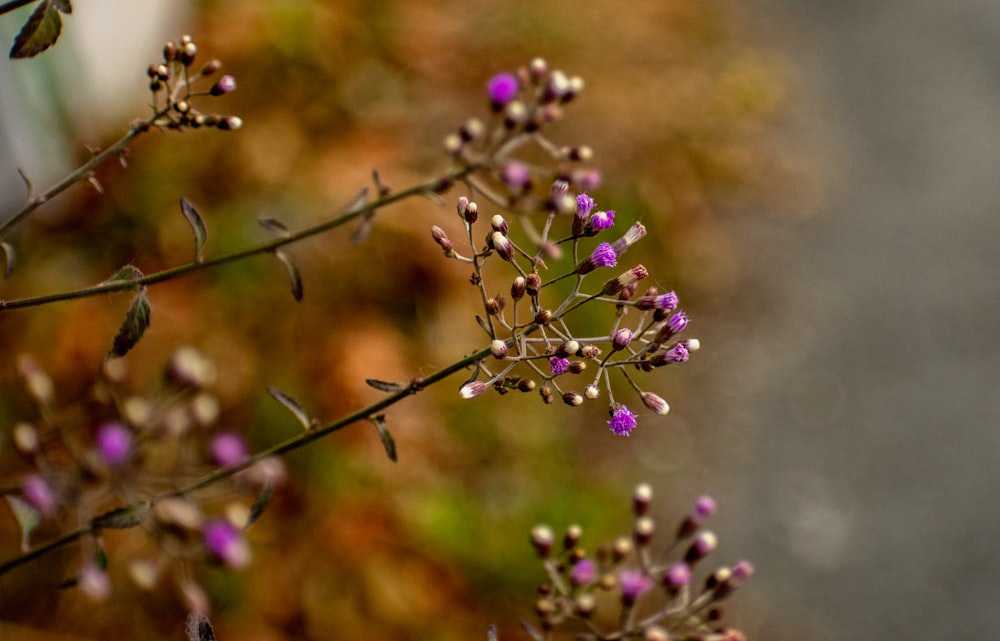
[434,59,698,436]
[527,484,753,641]
[141,35,242,132]
[4,349,282,607]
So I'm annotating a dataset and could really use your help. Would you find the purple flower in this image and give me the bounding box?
[95,422,133,467]
[656,310,690,343]
[549,356,570,376]
[487,72,519,107]
[612,327,633,350]
[501,161,531,189]
[210,431,248,467]
[665,562,692,588]
[618,569,652,603]
[576,194,595,217]
[636,291,679,311]
[203,519,251,569]
[570,558,597,586]
[21,473,56,517]
[607,404,638,436]
[574,242,618,275]
[586,209,615,234]
[693,495,717,520]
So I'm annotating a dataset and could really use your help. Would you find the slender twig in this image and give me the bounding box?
[0,165,479,311]
[0,108,171,239]
[0,0,35,17]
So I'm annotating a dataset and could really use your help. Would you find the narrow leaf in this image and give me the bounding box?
[371,414,397,462]
[365,378,407,393]
[52,0,71,12]
[1,241,15,279]
[10,1,63,59]
[267,386,312,430]
[93,502,150,529]
[5,496,40,552]
[186,612,217,641]
[180,197,208,263]
[108,289,151,358]
[103,264,143,284]
[245,481,274,528]
[257,216,291,238]
[274,250,303,301]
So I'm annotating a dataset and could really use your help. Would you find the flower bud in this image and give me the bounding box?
[210,75,237,96]
[641,392,670,415]
[489,231,514,261]
[612,327,633,351]
[534,308,552,325]
[633,515,655,546]
[510,276,526,300]
[683,530,718,565]
[611,222,647,256]
[490,340,508,359]
[584,384,600,399]
[555,340,580,357]
[530,525,555,557]
[633,483,653,516]
[217,116,243,131]
[95,422,133,468]
[602,265,649,296]
[525,273,541,297]
[490,214,509,234]
[199,59,222,76]
[562,392,584,407]
[517,378,536,392]
[459,381,487,399]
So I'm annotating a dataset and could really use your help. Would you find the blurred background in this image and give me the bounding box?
[1,0,997,640]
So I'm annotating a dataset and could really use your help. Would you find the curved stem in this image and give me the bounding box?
[0,342,493,577]
[0,0,34,17]
[0,165,479,311]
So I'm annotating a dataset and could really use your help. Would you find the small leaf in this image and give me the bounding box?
[274,250,303,301]
[103,264,143,284]
[10,1,63,59]
[180,197,208,263]
[245,481,274,528]
[93,502,150,529]
[52,0,71,12]
[1,241,15,279]
[108,289,151,359]
[371,414,397,462]
[475,314,491,334]
[257,216,291,238]
[267,386,312,430]
[365,378,407,393]
[5,496,40,552]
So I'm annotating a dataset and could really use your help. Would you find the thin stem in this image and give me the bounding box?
[0,107,171,239]
[0,0,34,17]
[0,343,493,577]
[0,166,479,311]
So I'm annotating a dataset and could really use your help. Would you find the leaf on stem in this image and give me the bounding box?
[108,288,151,359]
[257,216,291,238]
[1,241,15,279]
[179,197,208,263]
[93,502,150,529]
[371,414,397,462]
[364,378,407,393]
[267,386,313,430]
[245,481,274,528]
[102,263,143,284]
[4,496,40,552]
[273,250,303,301]
[10,0,64,59]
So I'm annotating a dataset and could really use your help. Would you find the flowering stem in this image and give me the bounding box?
[0,166,479,311]
[0,342,493,577]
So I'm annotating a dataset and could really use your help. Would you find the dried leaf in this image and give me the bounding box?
[103,264,143,284]
[365,378,407,393]
[186,612,216,641]
[245,481,274,528]
[371,415,397,462]
[108,289,151,359]
[5,496,40,552]
[1,241,15,279]
[180,197,208,262]
[10,1,63,59]
[274,250,303,301]
[267,386,312,430]
[257,216,291,238]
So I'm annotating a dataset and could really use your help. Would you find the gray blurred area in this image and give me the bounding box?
[709,1,1000,638]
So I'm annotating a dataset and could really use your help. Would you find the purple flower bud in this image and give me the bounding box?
[576,194,595,217]
[210,431,248,467]
[487,72,519,107]
[607,403,638,436]
[602,265,649,296]
[684,530,718,564]
[459,381,488,399]
[210,75,237,96]
[570,558,597,586]
[489,231,515,261]
[694,495,717,520]
[636,291,679,311]
[641,392,670,416]
[656,310,690,342]
[665,561,692,588]
[203,519,251,569]
[502,161,531,189]
[95,421,133,467]
[618,569,652,604]
[612,327,633,351]
[549,357,570,376]
[21,473,56,517]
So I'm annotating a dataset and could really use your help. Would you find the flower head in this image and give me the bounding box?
[210,75,237,96]
[636,291,679,311]
[203,519,251,569]
[607,403,638,436]
[95,421,133,467]
[570,558,597,586]
[487,72,520,107]
[21,473,57,517]
[576,193,595,217]
[618,569,653,603]
[549,356,570,376]
[575,242,618,274]
[210,431,248,467]
[586,209,615,234]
